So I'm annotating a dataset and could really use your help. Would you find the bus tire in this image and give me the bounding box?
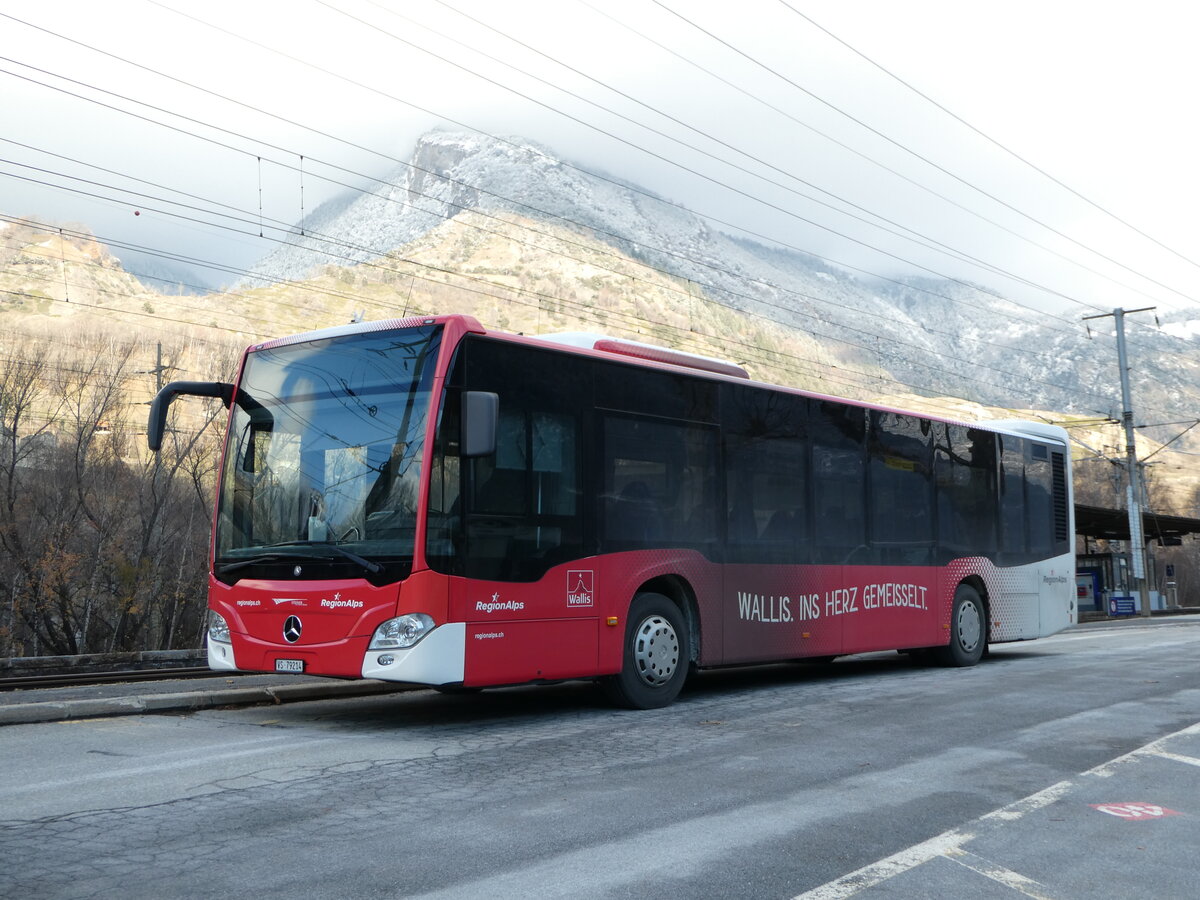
[601,592,689,709]
[935,583,986,667]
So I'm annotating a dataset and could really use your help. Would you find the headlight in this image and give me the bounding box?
[369,613,435,650]
[208,610,231,644]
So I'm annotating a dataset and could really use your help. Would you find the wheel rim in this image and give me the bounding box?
[632,614,680,686]
[956,598,982,653]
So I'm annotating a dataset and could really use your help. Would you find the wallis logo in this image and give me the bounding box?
[567,570,594,607]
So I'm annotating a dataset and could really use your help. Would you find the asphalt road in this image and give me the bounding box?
[1,617,1198,899]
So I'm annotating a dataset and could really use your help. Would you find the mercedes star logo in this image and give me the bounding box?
[283,615,303,644]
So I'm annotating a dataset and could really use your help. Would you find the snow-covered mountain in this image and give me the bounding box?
[244,131,1200,433]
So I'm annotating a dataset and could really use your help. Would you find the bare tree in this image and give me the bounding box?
[0,341,68,656]
[0,333,232,656]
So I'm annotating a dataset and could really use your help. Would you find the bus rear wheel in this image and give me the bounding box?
[935,583,986,667]
[601,592,689,709]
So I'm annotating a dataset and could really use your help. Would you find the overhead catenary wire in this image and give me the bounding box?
[342,0,1109,311]
[2,2,1190,355]
[0,127,1168,427]
[300,0,1175,320]
[419,0,1181,317]
[0,218,941,404]
[4,8,1156,405]
[2,167,1128,420]
[0,82,1104,369]
[2,137,1124,383]
[0,57,1090,356]
[11,42,1152,393]
[40,6,1187,365]
[774,0,1200,275]
[648,0,1200,308]
[9,62,1108,374]
[569,0,1125,298]
[7,15,1180,415]
[0,278,871,415]
[567,0,1192,357]
[0,216,436,336]
[2,201,1137,428]
[0,11,1114,337]
[2,8,1190,417]
[0,214,1021,417]
[3,216,1187,430]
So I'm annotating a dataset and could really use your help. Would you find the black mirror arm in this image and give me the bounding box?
[147,380,235,451]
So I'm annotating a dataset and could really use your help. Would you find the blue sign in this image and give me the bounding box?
[1109,597,1136,617]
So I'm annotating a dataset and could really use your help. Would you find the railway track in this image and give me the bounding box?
[0,667,219,692]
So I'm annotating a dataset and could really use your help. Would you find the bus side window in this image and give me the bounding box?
[1025,444,1055,560]
[812,445,865,561]
[809,400,867,564]
[532,412,578,517]
[473,409,528,514]
[464,407,582,579]
[934,425,998,563]
[726,437,807,564]
[601,415,717,552]
[431,336,589,582]
[999,437,1029,563]
[603,416,669,549]
[425,388,462,569]
[723,385,809,564]
[869,412,933,565]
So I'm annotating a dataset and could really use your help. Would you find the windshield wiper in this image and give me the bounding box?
[274,541,385,574]
[216,553,290,576]
[218,542,384,575]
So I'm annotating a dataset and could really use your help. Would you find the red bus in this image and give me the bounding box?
[149,314,1076,708]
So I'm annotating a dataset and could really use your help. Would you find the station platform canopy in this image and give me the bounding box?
[1075,504,1200,543]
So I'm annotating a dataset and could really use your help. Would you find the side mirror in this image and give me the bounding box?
[460,391,498,458]
[147,381,235,451]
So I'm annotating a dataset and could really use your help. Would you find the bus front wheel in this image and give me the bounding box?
[601,593,689,709]
[935,583,986,667]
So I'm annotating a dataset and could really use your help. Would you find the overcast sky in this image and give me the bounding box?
[4,0,1200,322]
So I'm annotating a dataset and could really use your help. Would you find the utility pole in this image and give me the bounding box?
[137,342,175,394]
[1083,306,1155,617]
[153,342,167,393]
[136,343,177,450]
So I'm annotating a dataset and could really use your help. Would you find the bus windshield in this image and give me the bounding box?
[215,324,442,576]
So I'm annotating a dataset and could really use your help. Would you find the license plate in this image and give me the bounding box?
[275,659,305,673]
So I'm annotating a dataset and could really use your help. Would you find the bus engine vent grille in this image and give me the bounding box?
[1051,451,1069,543]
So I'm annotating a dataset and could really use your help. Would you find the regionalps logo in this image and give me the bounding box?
[318,591,363,610]
[320,597,364,609]
[477,593,525,613]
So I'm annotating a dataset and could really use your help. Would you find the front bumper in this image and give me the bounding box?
[207,639,238,671]
[361,623,466,684]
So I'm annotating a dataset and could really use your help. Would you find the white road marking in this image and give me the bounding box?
[1150,749,1200,768]
[981,780,1074,822]
[792,831,974,900]
[946,849,1061,900]
[793,719,1200,899]
[1088,721,1200,778]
